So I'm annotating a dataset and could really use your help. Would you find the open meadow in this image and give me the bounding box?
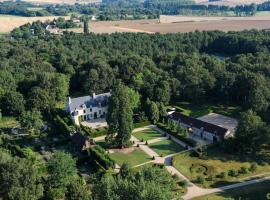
[0,15,68,33]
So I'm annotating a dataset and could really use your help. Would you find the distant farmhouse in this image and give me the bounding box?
[169,112,234,142]
[66,92,111,126]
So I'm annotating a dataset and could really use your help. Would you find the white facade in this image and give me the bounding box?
[66,92,111,126]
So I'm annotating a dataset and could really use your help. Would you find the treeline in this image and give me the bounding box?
[144,0,257,16]
[0,1,50,17]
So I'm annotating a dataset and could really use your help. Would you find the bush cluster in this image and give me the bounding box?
[88,146,115,169]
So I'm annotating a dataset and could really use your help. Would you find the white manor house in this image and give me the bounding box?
[66,92,111,126]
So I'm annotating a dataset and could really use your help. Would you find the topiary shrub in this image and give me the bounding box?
[145,141,148,145]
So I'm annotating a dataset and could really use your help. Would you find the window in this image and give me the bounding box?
[99,110,101,114]
[83,109,86,113]
[90,108,92,112]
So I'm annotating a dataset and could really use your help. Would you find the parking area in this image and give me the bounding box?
[81,118,108,129]
[197,113,238,134]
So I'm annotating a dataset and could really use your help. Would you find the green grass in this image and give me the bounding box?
[110,148,152,167]
[133,128,162,141]
[193,180,270,200]
[171,102,241,118]
[172,146,270,188]
[149,139,185,156]
[0,116,20,129]
[133,120,151,128]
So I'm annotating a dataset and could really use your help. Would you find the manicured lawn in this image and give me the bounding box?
[172,146,270,188]
[193,180,270,200]
[149,139,185,156]
[171,102,241,118]
[110,148,152,167]
[133,128,162,141]
[133,120,151,128]
[0,116,20,129]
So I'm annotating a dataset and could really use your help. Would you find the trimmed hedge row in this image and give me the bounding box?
[88,145,115,170]
[157,123,197,147]
[81,125,108,138]
[54,115,71,135]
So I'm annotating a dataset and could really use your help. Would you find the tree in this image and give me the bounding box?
[19,110,44,130]
[83,17,89,33]
[92,166,181,200]
[0,151,44,200]
[106,80,134,148]
[234,110,266,152]
[47,152,77,189]
[149,101,159,124]
[0,91,25,115]
[66,178,91,200]
[119,162,131,178]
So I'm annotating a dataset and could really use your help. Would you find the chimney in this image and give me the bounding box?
[92,93,96,98]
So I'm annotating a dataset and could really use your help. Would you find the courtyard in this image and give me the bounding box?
[81,118,107,129]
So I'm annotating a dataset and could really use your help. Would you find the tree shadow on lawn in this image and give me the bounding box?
[199,146,270,164]
[209,180,240,188]
[150,143,183,154]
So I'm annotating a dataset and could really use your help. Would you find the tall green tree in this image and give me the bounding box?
[19,110,44,130]
[0,152,44,200]
[149,101,159,124]
[234,110,267,152]
[92,166,181,200]
[106,80,134,147]
[47,152,77,189]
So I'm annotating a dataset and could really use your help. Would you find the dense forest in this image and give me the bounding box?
[1,21,270,199]
[1,29,270,120]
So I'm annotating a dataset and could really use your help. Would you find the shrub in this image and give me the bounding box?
[140,139,144,142]
[157,123,196,147]
[137,144,140,147]
[88,146,115,169]
[228,169,238,177]
[239,166,249,174]
[249,162,258,173]
[145,141,148,145]
[219,171,228,179]
[196,175,205,184]
[179,180,188,189]
[160,153,163,157]
[207,175,214,181]
[152,156,155,160]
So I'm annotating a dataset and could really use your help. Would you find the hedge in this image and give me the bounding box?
[81,125,108,138]
[157,123,197,147]
[88,146,115,169]
[54,115,71,135]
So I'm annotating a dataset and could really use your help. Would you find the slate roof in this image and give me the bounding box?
[68,92,110,112]
[169,112,228,137]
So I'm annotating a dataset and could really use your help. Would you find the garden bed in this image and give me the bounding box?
[172,147,270,188]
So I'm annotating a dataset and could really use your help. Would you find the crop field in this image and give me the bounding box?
[195,0,268,6]
[0,15,68,33]
[68,15,270,34]
[0,0,101,5]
